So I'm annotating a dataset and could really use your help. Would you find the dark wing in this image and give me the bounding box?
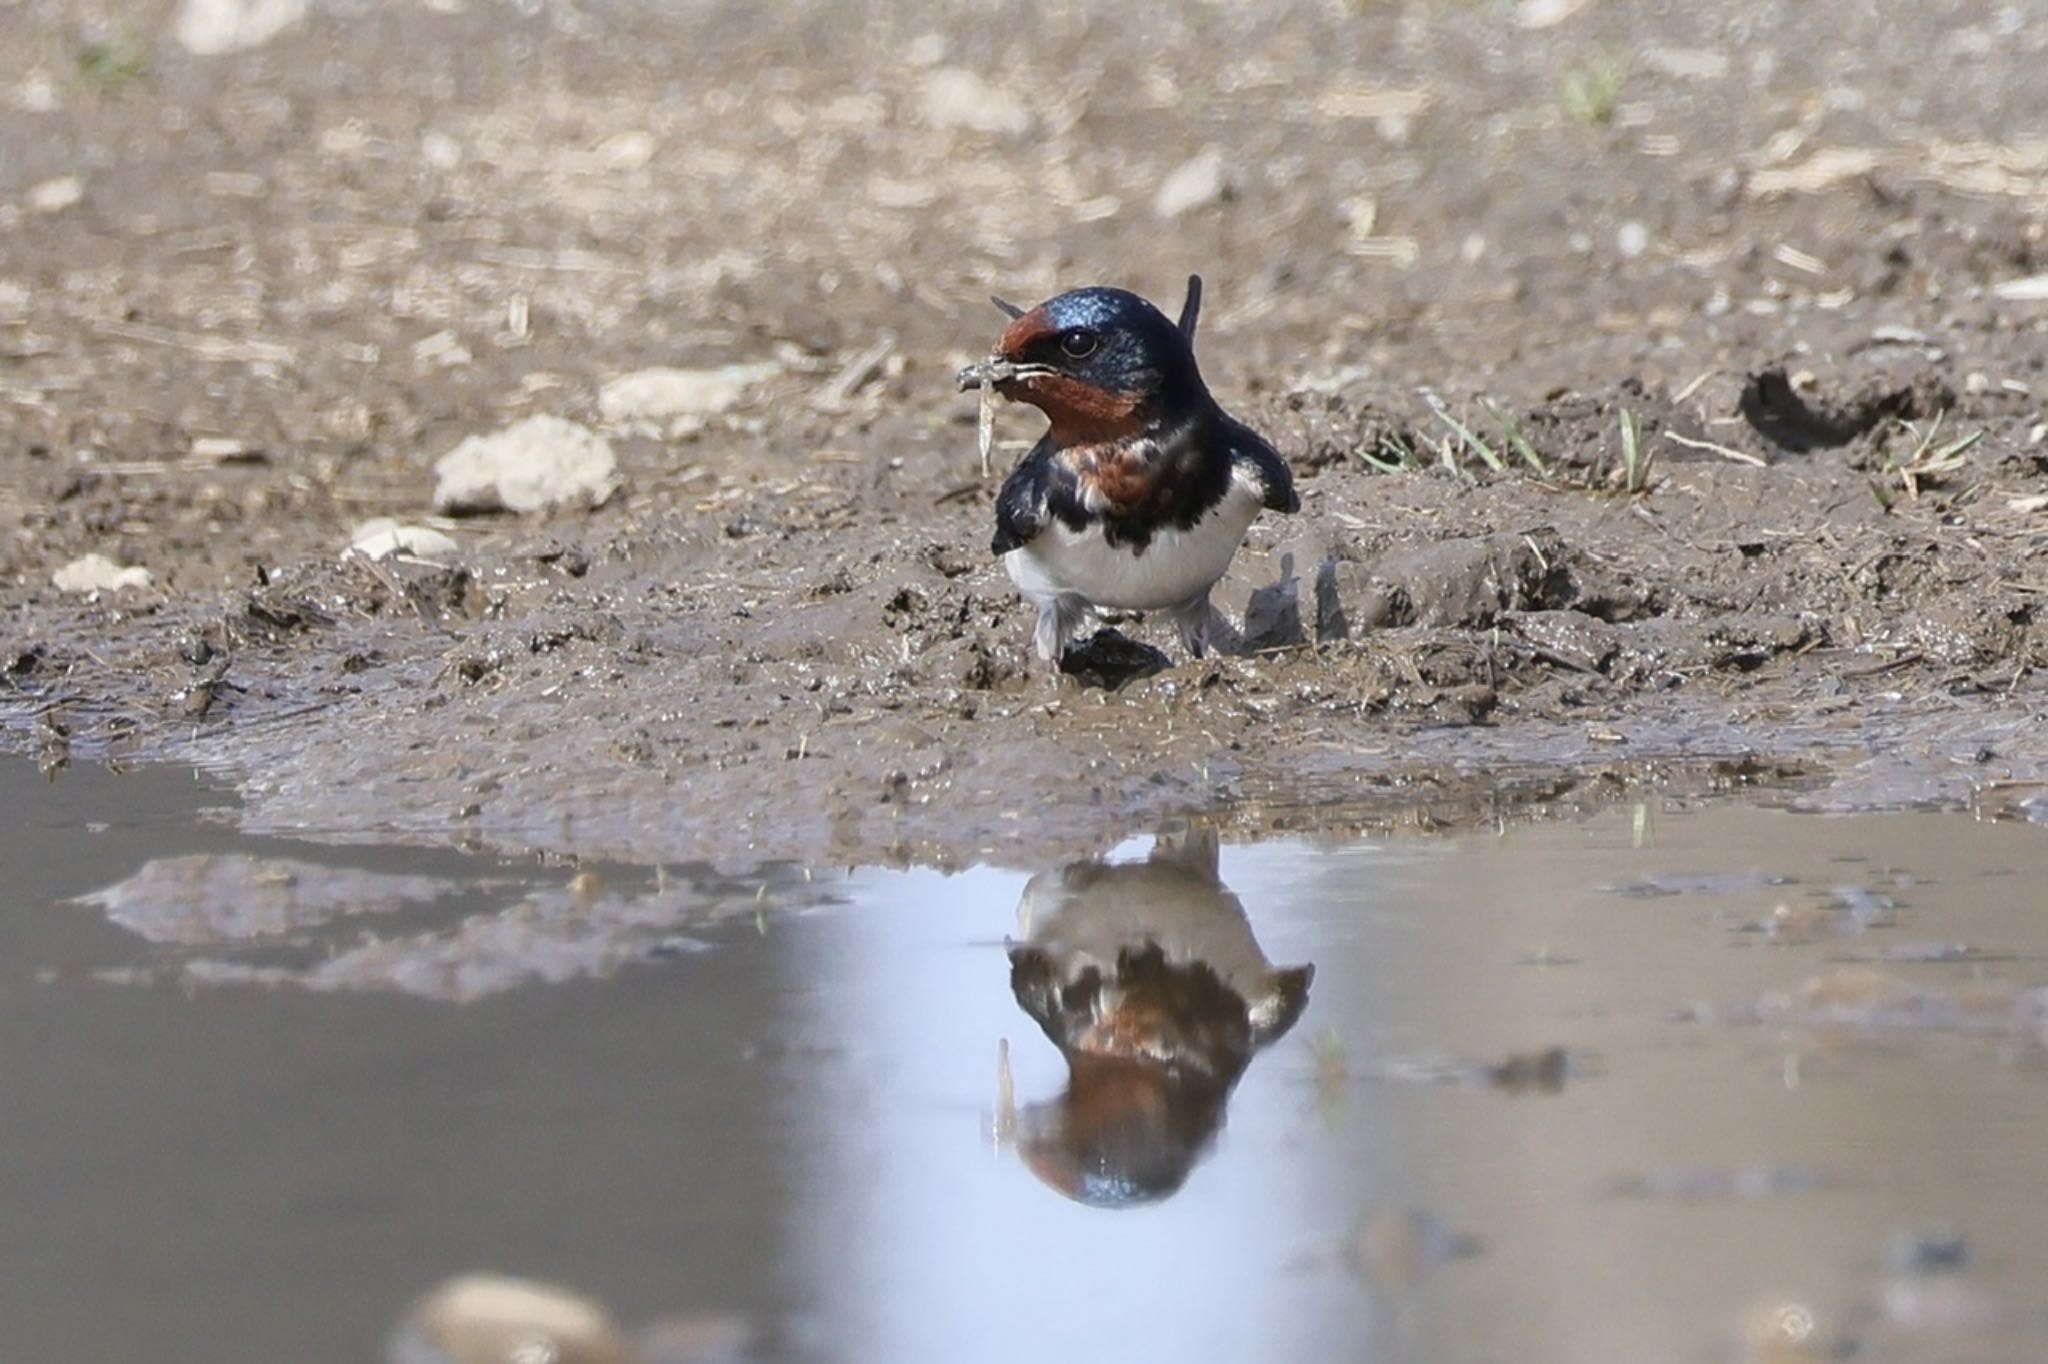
[1223,417,1300,514]
[991,435,1059,554]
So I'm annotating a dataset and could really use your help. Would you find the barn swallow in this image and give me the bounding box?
[956,276,1299,668]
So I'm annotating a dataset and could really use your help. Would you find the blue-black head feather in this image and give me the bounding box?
[1013,285,1210,411]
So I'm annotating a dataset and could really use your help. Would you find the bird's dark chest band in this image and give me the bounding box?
[1068,444,1164,511]
[1046,436,1233,552]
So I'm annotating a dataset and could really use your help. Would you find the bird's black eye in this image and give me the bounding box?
[1059,329,1099,360]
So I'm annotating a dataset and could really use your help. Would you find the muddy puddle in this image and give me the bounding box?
[9,757,2048,1363]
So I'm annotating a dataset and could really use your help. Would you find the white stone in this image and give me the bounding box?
[598,362,780,424]
[347,518,460,563]
[594,130,656,171]
[1617,221,1650,258]
[16,71,60,113]
[390,1275,632,1364]
[420,131,462,169]
[918,67,1033,136]
[53,553,154,594]
[27,176,83,214]
[1991,273,2048,302]
[174,0,308,54]
[1154,146,1228,219]
[1515,0,1592,27]
[433,416,618,515]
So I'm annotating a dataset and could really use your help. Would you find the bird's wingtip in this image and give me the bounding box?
[1177,275,1203,340]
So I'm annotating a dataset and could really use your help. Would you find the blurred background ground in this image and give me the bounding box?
[2,0,2047,865]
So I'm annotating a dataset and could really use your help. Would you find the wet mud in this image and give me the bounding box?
[3,1,2048,868]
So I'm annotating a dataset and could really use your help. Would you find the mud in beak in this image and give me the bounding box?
[955,355,1019,393]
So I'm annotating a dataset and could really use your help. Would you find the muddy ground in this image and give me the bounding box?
[3,0,2047,870]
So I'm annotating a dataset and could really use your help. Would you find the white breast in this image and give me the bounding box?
[1005,467,1266,611]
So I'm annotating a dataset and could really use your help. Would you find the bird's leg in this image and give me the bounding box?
[1033,605,1064,667]
[1033,594,1091,671]
[1169,591,1215,659]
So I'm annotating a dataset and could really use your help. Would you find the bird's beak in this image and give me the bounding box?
[956,355,1019,392]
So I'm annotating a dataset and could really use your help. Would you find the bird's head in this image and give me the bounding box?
[958,278,1209,443]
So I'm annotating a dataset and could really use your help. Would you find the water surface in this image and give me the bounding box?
[6,759,2048,1363]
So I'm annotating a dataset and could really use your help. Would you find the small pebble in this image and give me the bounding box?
[918,67,1032,136]
[1154,146,1228,219]
[174,0,307,54]
[27,176,83,214]
[53,552,153,594]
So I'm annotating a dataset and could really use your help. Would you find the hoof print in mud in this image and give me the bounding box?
[1320,527,1585,637]
[1058,629,1171,690]
[1739,365,1954,453]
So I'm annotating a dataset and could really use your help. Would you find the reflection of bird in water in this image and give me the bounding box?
[1001,830,1313,1207]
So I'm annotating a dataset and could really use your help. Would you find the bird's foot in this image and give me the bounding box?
[1169,593,1218,661]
